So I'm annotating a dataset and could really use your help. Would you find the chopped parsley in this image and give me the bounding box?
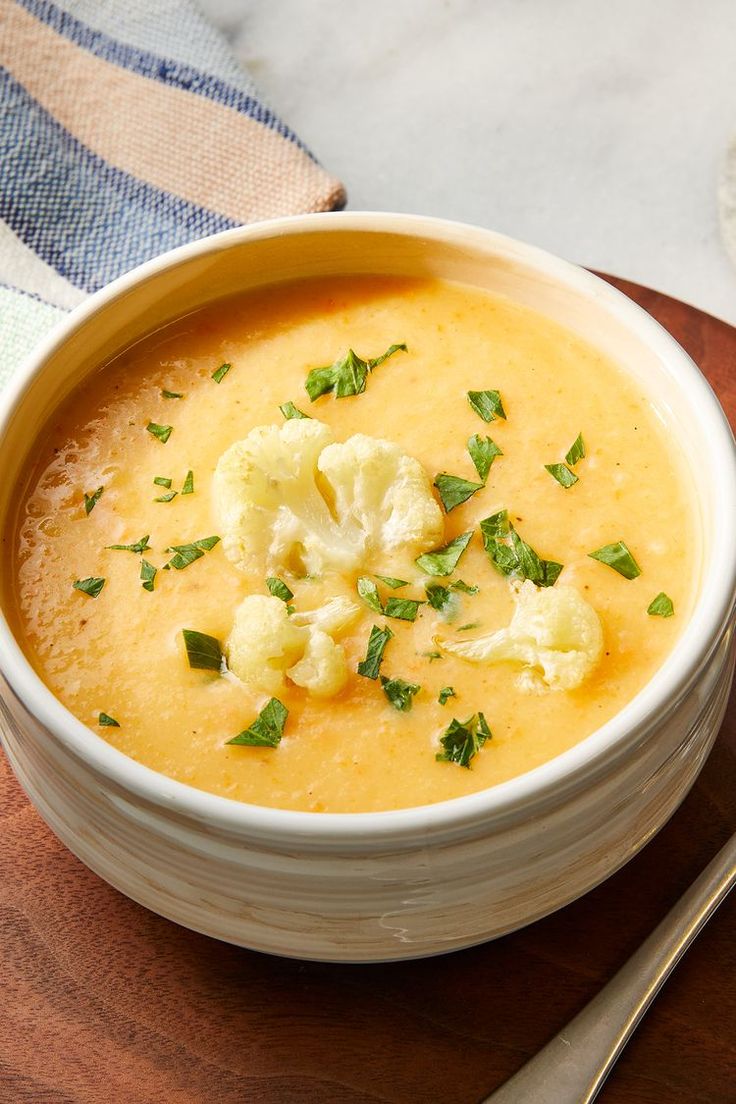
[146,422,173,443]
[450,579,478,594]
[165,535,220,570]
[181,470,194,495]
[305,343,407,400]
[480,510,562,587]
[182,628,223,671]
[73,576,106,598]
[425,583,453,612]
[438,686,456,705]
[140,559,157,592]
[266,576,294,603]
[226,697,288,748]
[155,491,177,503]
[588,541,641,579]
[422,651,443,662]
[153,476,172,488]
[107,535,151,554]
[436,712,491,768]
[434,473,484,513]
[357,624,394,679]
[565,433,586,466]
[279,401,310,420]
[648,592,674,617]
[457,621,481,632]
[161,389,183,399]
[384,597,423,622]
[375,575,409,589]
[545,462,578,488]
[467,390,506,423]
[98,712,120,727]
[83,486,104,515]
[468,433,502,482]
[415,531,474,576]
[211,362,232,384]
[357,576,383,613]
[381,676,420,712]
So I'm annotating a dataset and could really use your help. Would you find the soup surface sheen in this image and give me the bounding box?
[6,276,698,812]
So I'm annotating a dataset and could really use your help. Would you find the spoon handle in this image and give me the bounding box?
[481,831,736,1104]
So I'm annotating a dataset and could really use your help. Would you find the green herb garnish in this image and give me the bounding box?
[211,362,232,384]
[423,651,443,662]
[380,676,420,712]
[279,401,310,420]
[647,592,674,617]
[565,433,586,466]
[438,686,456,705]
[267,576,295,603]
[457,621,481,632]
[140,559,157,592]
[588,541,641,579]
[107,535,151,554]
[166,535,220,570]
[415,531,474,576]
[425,583,453,613]
[226,698,288,748]
[161,389,183,399]
[181,470,194,495]
[545,463,578,488]
[83,486,104,515]
[146,422,173,443]
[467,434,502,482]
[155,491,177,503]
[375,575,409,589]
[436,712,491,768]
[98,712,119,727]
[467,390,506,423]
[450,579,478,594]
[73,576,106,598]
[434,473,484,513]
[480,510,562,587]
[153,476,172,488]
[357,624,394,679]
[305,343,407,400]
[384,597,423,622]
[182,628,223,671]
[357,576,383,614]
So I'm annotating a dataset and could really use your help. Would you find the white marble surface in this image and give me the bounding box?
[200,0,736,325]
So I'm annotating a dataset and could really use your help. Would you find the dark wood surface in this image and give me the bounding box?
[2,276,735,1104]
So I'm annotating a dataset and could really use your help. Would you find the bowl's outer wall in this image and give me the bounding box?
[1,214,736,960]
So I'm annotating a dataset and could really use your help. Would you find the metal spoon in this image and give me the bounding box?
[481,831,736,1104]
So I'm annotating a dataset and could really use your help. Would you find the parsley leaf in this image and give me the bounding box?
[434,473,484,513]
[181,470,194,495]
[436,712,492,768]
[467,390,506,423]
[153,476,172,488]
[648,592,674,617]
[266,576,294,603]
[279,400,310,420]
[588,541,641,579]
[545,463,578,488]
[83,486,104,515]
[438,686,456,705]
[480,510,563,587]
[357,576,383,614]
[374,575,409,589]
[422,650,443,662]
[467,433,502,482]
[182,628,223,671]
[166,535,220,570]
[425,583,452,612]
[140,559,157,592]
[98,712,120,727]
[565,433,586,466]
[155,491,177,503]
[381,676,420,712]
[305,343,407,401]
[450,579,478,594]
[73,576,105,598]
[357,624,393,679]
[107,535,151,554]
[211,362,232,384]
[384,597,423,622]
[147,422,173,443]
[226,698,288,748]
[161,389,183,399]
[415,531,474,576]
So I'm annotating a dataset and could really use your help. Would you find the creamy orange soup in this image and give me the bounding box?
[5,276,698,812]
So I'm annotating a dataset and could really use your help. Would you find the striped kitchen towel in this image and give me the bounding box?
[0,0,345,388]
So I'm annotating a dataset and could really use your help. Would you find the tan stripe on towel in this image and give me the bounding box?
[2,1,345,222]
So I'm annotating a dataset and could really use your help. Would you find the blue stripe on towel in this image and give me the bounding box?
[15,0,310,154]
[0,68,236,293]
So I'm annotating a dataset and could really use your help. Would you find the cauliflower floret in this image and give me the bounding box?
[225,594,360,697]
[213,419,443,577]
[439,580,603,692]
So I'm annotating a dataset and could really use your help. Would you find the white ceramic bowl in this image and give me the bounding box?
[1,213,735,963]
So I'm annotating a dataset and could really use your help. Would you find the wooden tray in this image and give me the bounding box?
[2,276,735,1104]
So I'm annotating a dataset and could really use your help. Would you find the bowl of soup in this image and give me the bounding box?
[1,213,734,961]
